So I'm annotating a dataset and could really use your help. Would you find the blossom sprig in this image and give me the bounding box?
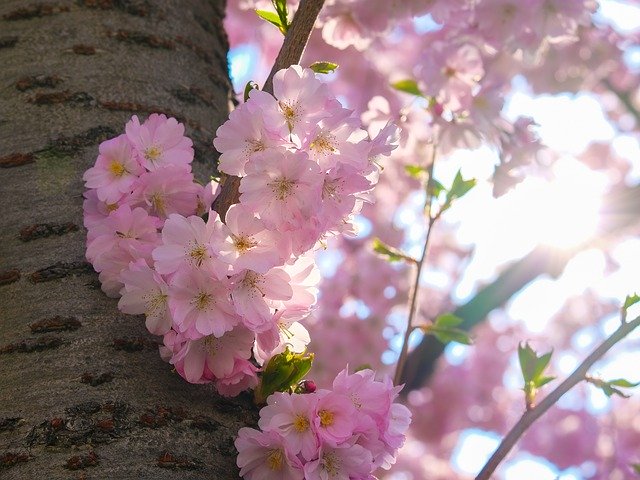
[82,65,399,398]
[235,367,412,479]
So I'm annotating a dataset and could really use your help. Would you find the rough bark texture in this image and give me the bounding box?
[0,1,258,478]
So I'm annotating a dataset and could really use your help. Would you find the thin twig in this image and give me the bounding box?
[394,144,438,386]
[212,0,325,221]
[475,314,640,480]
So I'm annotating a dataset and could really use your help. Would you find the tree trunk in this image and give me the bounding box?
[0,1,257,478]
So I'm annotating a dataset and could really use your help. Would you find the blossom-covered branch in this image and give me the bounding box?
[213,0,325,221]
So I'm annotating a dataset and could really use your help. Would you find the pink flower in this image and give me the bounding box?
[258,391,319,461]
[214,358,259,397]
[86,205,159,267]
[253,311,311,365]
[218,204,289,273]
[272,65,340,141]
[168,267,238,339]
[169,327,254,382]
[240,150,322,231]
[213,99,285,176]
[118,259,171,335]
[235,428,304,480]
[125,114,193,171]
[152,213,227,278]
[130,166,200,220]
[230,267,293,332]
[303,442,373,480]
[312,391,357,445]
[83,134,143,203]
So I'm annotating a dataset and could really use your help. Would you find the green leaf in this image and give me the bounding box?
[272,0,290,33]
[623,293,640,312]
[391,79,423,97]
[309,61,339,74]
[441,169,476,213]
[256,347,314,404]
[428,327,473,345]
[427,178,446,198]
[434,313,464,329]
[609,378,640,388]
[243,81,259,102]
[588,377,640,398]
[255,9,284,29]
[405,165,424,179]
[354,363,373,372]
[372,238,417,264]
[632,463,640,475]
[518,342,539,383]
[423,315,473,346]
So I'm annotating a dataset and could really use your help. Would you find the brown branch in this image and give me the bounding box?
[211,0,325,220]
[475,314,640,480]
[394,146,438,385]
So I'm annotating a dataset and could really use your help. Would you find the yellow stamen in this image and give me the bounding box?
[318,409,334,428]
[270,178,295,200]
[233,235,257,253]
[193,291,211,310]
[144,145,162,162]
[189,244,208,267]
[109,161,127,177]
[293,414,309,433]
[266,449,284,471]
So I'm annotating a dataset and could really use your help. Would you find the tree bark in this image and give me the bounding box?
[0,1,257,478]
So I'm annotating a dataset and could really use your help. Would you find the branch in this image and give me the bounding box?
[212,0,325,220]
[394,146,438,385]
[475,314,640,480]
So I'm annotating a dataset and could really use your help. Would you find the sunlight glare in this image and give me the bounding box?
[507,157,607,249]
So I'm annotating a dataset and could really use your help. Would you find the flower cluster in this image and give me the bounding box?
[83,65,397,397]
[83,113,213,297]
[235,368,411,479]
[214,65,397,254]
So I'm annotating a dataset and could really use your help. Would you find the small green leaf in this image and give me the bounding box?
[609,378,640,388]
[404,165,425,179]
[243,81,259,102]
[272,0,290,33]
[434,313,464,329]
[423,315,473,346]
[256,9,283,28]
[256,347,314,404]
[372,238,417,264]
[427,178,446,198]
[391,79,423,97]
[588,377,640,398]
[428,327,473,345]
[441,169,476,213]
[518,342,539,383]
[533,350,553,380]
[623,294,640,310]
[309,61,339,74]
[632,463,640,475]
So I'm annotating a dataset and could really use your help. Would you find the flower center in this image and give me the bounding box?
[310,133,337,155]
[109,161,127,177]
[318,409,334,428]
[233,235,257,253]
[322,451,340,476]
[269,177,295,200]
[150,192,166,216]
[279,101,300,130]
[266,449,284,471]
[189,244,208,267]
[144,145,162,162]
[145,292,167,316]
[192,291,212,310]
[293,414,309,433]
[203,335,219,354]
[246,139,266,154]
